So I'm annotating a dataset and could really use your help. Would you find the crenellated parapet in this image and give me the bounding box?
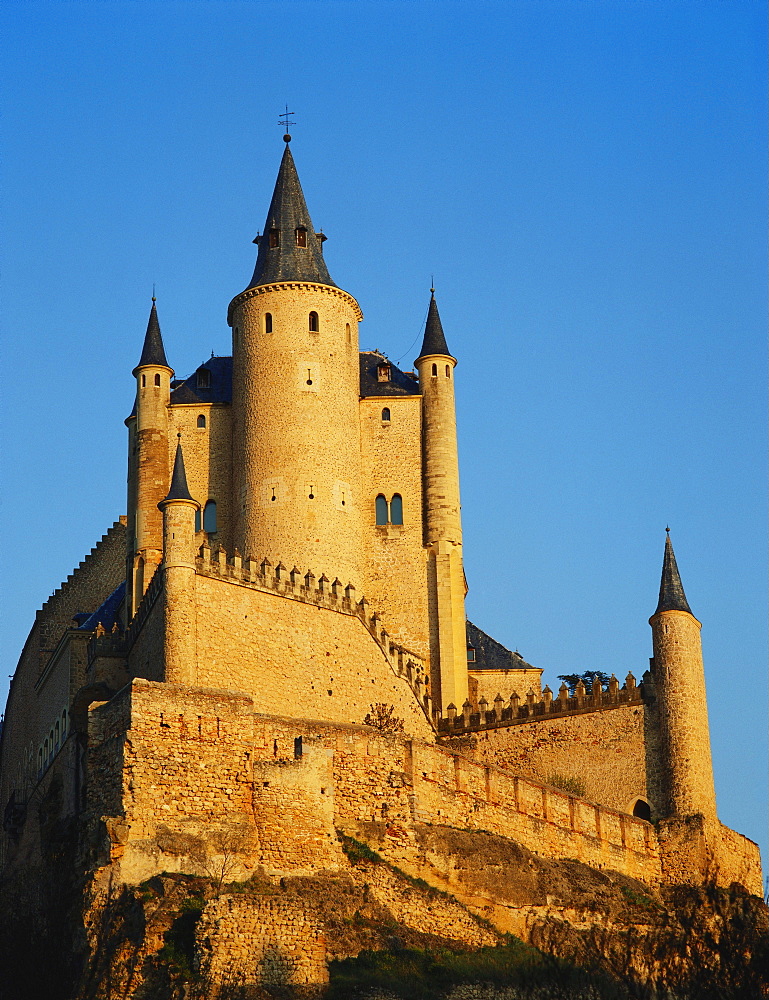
[437,671,650,736]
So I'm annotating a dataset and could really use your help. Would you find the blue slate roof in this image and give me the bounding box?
[359,351,421,398]
[76,581,126,632]
[170,355,233,406]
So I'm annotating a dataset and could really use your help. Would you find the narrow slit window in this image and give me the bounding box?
[55,721,60,752]
[295,227,307,247]
[375,494,389,526]
[61,710,67,738]
[431,363,438,377]
[381,407,391,422]
[309,311,319,332]
[197,414,206,428]
[390,494,403,525]
[445,365,451,378]
[141,374,146,387]
[203,500,217,533]
[194,507,201,532]
[345,323,351,344]
[265,312,273,333]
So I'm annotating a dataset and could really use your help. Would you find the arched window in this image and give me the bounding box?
[345,323,351,344]
[203,500,217,533]
[54,721,60,752]
[375,494,389,526]
[431,363,438,377]
[269,228,279,248]
[61,710,67,739]
[381,407,391,422]
[309,311,319,332]
[390,494,403,525]
[44,738,49,765]
[265,312,273,333]
[38,748,43,773]
[632,799,652,821]
[197,414,206,428]
[445,365,451,378]
[194,507,201,532]
[295,227,307,247]
[154,373,161,386]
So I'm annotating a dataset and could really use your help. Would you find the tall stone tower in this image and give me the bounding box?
[415,292,469,711]
[649,531,717,823]
[228,138,365,588]
[126,299,173,617]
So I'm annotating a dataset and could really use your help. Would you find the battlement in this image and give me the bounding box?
[437,672,649,736]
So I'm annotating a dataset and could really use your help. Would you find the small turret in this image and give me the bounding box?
[649,530,717,823]
[127,299,174,617]
[158,440,199,684]
[414,290,468,713]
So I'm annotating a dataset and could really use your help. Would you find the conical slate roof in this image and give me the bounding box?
[416,290,452,361]
[247,142,335,289]
[161,440,195,504]
[133,299,170,374]
[654,531,693,615]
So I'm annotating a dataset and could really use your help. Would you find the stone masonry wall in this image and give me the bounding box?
[190,573,434,737]
[196,894,328,987]
[0,520,126,869]
[168,402,233,554]
[442,701,663,818]
[360,394,430,661]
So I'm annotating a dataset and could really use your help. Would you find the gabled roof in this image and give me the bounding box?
[654,531,693,615]
[416,290,452,361]
[466,621,538,674]
[359,351,421,398]
[246,142,336,290]
[170,356,233,406]
[133,299,171,374]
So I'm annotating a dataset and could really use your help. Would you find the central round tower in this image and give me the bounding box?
[228,141,364,588]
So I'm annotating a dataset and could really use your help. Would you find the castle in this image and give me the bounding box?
[0,136,762,990]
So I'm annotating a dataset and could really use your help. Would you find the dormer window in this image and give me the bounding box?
[197,369,211,389]
[295,227,307,247]
[269,228,280,248]
[377,364,391,383]
[467,647,476,663]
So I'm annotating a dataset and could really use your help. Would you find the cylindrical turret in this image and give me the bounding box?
[415,292,468,713]
[128,299,173,617]
[158,441,199,685]
[228,139,364,588]
[649,532,717,822]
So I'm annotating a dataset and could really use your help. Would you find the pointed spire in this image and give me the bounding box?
[247,144,336,289]
[654,529,693,616]
[133,298,171,375]
[161,438,195,504]
[416,288,453,361]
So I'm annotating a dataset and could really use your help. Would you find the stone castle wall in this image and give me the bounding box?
[168,402,234,554]
[90,681,669,890]
[183,569,434,736]
[442,701,663,817]
[359,393,430,662]
[0,520,127,860]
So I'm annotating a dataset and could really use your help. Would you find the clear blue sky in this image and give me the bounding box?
[2,1,766,871]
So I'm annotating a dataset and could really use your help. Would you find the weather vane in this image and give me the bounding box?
[279,105,296,142]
